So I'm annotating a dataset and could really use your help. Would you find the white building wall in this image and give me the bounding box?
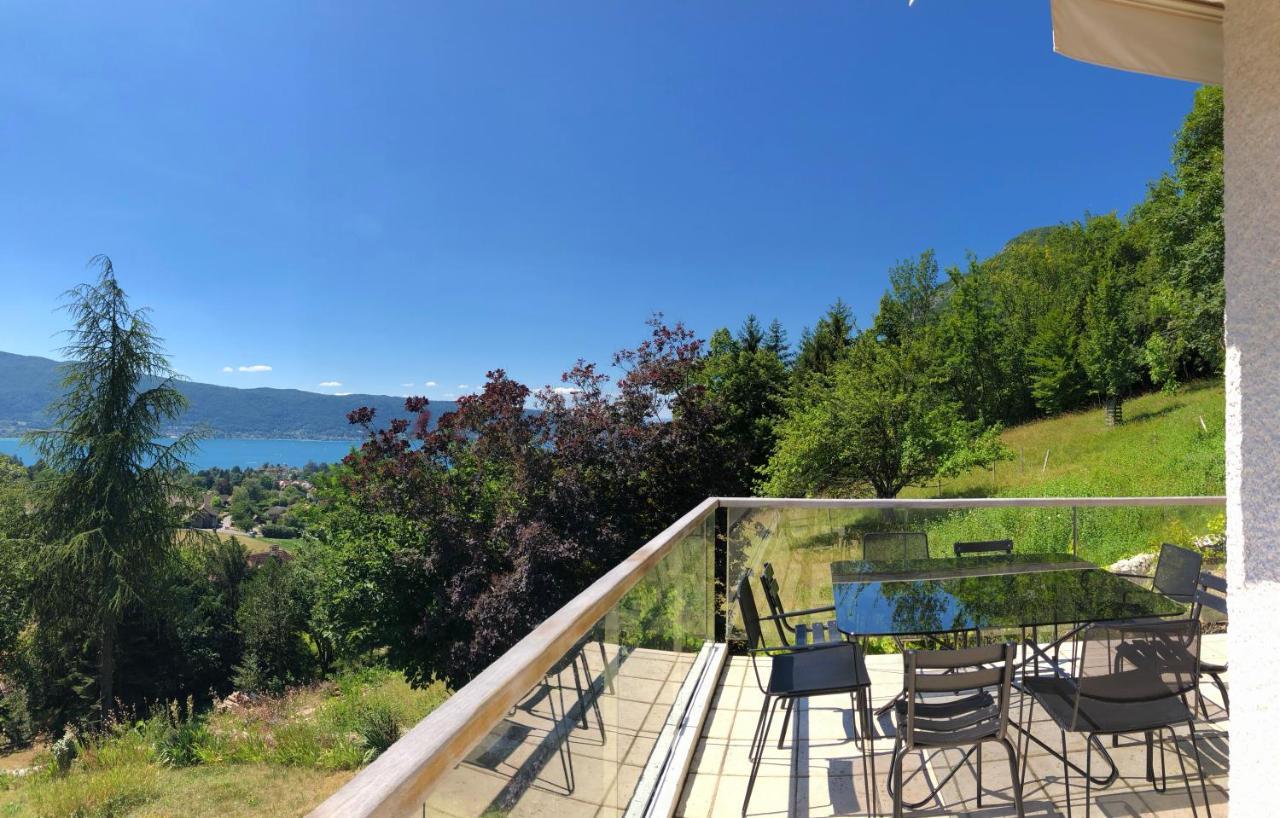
[1224,0,1280,812]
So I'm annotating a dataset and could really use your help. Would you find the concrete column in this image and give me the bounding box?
[1224,0,1280,811]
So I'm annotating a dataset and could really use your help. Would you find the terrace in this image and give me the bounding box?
[307,0,1280,814]
[311,496,1230,817]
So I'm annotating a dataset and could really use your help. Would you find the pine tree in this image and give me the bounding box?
[25,257,199,721]
[765,319,790,364]
[794,300,854,379]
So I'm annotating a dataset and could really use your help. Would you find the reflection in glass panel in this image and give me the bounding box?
[421,513,711,817]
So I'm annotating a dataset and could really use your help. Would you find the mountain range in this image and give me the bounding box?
[0,351,456,440]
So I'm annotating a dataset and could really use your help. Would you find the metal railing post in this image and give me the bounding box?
[714,504,728,643]
[1071,506,1079,558]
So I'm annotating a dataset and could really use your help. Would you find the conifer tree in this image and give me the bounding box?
[26,257,198,721]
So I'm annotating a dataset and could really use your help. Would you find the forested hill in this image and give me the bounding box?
[0,350,455,439]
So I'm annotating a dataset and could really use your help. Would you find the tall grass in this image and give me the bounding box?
[0,668,449,818]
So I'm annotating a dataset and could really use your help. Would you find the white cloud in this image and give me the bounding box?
[401,382,414,388]
[319,380,342,388]
[424,381,437,387]
[552,386,580,397]
[334,392,352,396]
[457,384,470,390]
[238,364,272,373]
[221,366,233,373]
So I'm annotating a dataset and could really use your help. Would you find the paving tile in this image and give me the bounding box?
[714,774,791,817]
[675,771,717,817]
[675,638,1229,817]
[690,738,728,775]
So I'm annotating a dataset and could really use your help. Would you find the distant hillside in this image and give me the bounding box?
[0,351,457,440]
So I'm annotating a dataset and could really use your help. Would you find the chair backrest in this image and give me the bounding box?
[862,531,929,563]
[901,642,1017,750]
[953,538,1013,557]
[1193,571,1227,623]
[1074,619,1201,721]
[1152,543,1203,604]
[758,563,790,644]
[735,572,765,650]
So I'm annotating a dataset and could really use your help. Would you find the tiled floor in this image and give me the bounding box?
[680,635,1229,817]
[424,643,696,818]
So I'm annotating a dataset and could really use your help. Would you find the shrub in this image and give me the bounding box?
[354,701,400,763]
[258,523,298,539]
[150,720,207,769]
[51,730,79,776]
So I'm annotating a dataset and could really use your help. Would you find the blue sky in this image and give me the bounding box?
[0,1,1198,401]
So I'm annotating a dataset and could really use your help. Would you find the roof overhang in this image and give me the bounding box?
[1050,0,1223,84]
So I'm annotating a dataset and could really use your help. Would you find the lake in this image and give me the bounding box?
[0,437,359,470]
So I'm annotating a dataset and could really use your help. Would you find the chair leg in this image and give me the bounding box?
[579,652,606,743]
[1187,720,1213,818]
[548,672,576,794]
[976,741,983,807]
[777,696,793,750]
[892,746,905,818]
[1061,728,1074,818]
[1168,725,1201,818]
[1019,697,1036,788]
[1085,732,1094,818]
[999,737,1027,818]
[597,636,615,695]
[569,658,590,730]
[863,688,879,818]
[748,695,773,762]
[1152,732,1162,788]
[1151,730,1168,794]
[852,691,873,818]
[1210,671,1229,715]
[744,699,779,816]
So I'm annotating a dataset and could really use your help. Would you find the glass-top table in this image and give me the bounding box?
[830,552,1185,638]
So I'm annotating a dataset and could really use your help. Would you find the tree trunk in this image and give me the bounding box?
[98,611,117,723]
[1104,397,1124,426]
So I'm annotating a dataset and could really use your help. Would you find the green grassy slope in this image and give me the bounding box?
[905,379,1225,501]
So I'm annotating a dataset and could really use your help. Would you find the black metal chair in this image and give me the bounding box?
[889,642,1024,817]
[862,531,929,563]
[1114,542,1203,605]
[758,562,839,647]
[953,538,1013,557]
[736,572,876,817]
[1192,572,1228,716]
[1020,619,1212,818]
[948,540,1015,647]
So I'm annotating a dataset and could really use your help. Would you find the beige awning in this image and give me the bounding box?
[1050,0,1223,84]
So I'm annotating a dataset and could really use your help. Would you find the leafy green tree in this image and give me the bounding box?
[229,482,263,530]
[762,336,1007,497]
[24,257,199,721]
[1080,265,1141,423]
[1027,310,1088,414]
[1133,86,1224,388]
[873,249,944,345]
[233,558,314,694]
[698,317,790,492]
